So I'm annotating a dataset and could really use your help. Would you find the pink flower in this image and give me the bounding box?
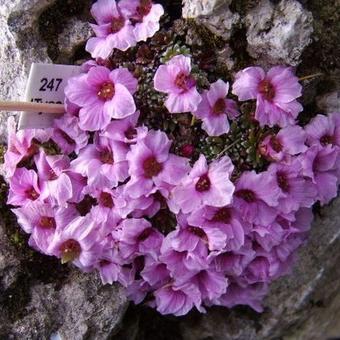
[102,111,148,144]
[13,202,77,254]
[194,80,239,136]
[305,113,340,148]
[253,222,286,252]
[52,114,88,154]
[169,214,225,253]
[71,135,129,189]
[113,185,158,218]
[7,168,41,206]
[86,0,136,59]
[174,263,228,302]
[48,215,103,269]
[96,235,124,284]
[116,218,163,260]
[35,151,85,207]
[233,170,281,225]
[125,129,190,198]
[243,255,277,284]
[154,283,202,316]
[216,282,268,312]
[120,0,164,42]
[86,188,123,230]
[259,125,307,162]
[154,55,202,113]
[300,145,339,204]
[210,241,255,276]
[232,66,302,127]
[65,66,137,131]
[3,117,51,178]
[268,160,317,214]
[188,206,246,251]
[170,154,235,214]
[141,259,170,288]
[160,228,209,279]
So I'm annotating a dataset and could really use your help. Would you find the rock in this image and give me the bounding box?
[317,91,340,113]
[245,0,313,66]
[182,0,240,41]
[57,18,92,63]
[0,0,53,143]
[8,272,128,340]
[182,0,231,18]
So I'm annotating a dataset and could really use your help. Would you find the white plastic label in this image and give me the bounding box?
[18,63,81,130]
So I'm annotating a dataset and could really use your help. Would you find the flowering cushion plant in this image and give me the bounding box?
[3,0,340,316]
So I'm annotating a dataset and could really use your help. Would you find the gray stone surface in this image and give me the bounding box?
[245,0,313,66]
[182,0,231,18]
[0,0,92,143]
[57,18,92,63]
[182,0,240,41]
[11,273,128,340]
[0,0,53,143]
[317,91,340,113]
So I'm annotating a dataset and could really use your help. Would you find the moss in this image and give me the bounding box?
[0,144,5,164]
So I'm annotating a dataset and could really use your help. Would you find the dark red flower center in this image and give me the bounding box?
[212,207,232,224]
[39,216,56,229]
[136,0,152,18]
[125,127,137,140]
[99,149,114,164]
[57,129,75,145]
[175,72,195,92]
[76,195,97,216]
[320,134,334,146]
[25,187,39,201]
[212,98,226,115]
[111,16,125,33]
[180,144,194,158]
[277,172,290,192]
[25,143,39,158]
[48,169,58,181]
[99,192,114,209]
[195,174,211,192]
[187,226,208,241]
[258,79,275,101]
[99,259,111,267]
[97,82,115,101]
[138,227,153,241]
[270,136,283,152]
[143,156,163,178]
[59,239,81,263]
[236,189,256,203]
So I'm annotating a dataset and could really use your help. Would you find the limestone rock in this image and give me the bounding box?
[317,91,340,114]
[8,272,128,340]
[182,0,231,18]
[0,0,53,143]
[182,0,240,41]
[57,18,92,63]
[245,0,313,66]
